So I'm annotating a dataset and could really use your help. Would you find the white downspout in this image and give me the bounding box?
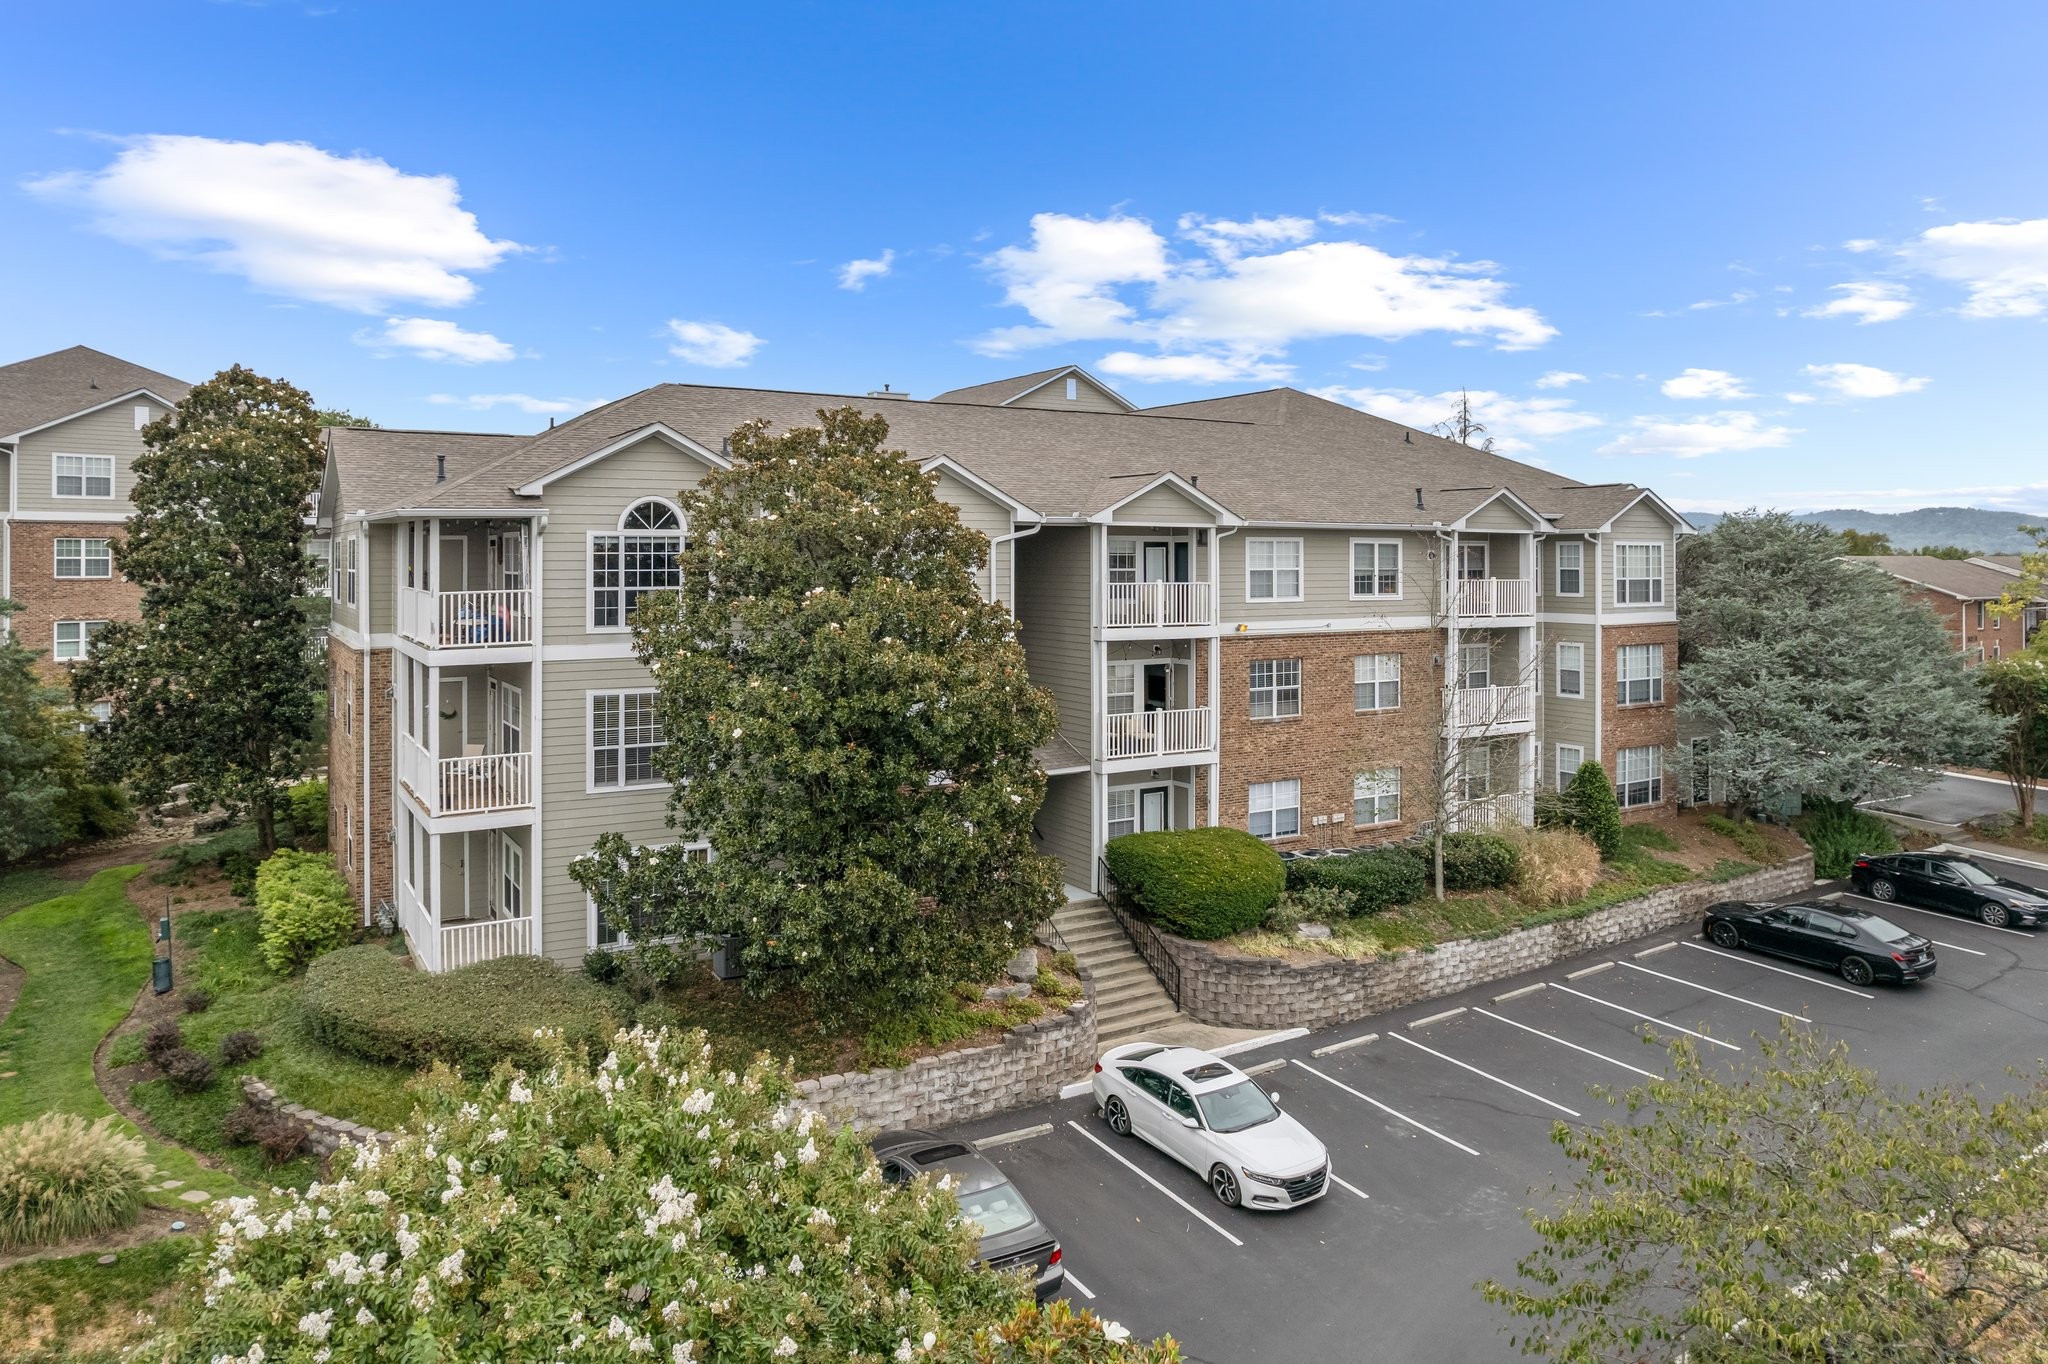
[359,516,374,929]
[988,520,1040,606]
[1208,523,1239,830]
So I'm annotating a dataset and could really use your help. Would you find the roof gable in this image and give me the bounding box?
[0,345,191,441]
[931,365,1135,412]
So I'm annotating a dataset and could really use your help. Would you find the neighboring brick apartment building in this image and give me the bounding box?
[319,365,1689,974]
[0,345,189,685]
[1857,554,2048,663]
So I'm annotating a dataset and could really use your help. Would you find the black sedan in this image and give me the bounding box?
[1701,900,1935,985]
[871,1129,1065,1301]
[1850,852,2048,929]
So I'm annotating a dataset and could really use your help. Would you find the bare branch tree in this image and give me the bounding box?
[1431,389,1495,452]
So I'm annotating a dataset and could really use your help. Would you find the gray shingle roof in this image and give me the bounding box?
[928,367,1075,406]
[1860,555,2041,601]
[0,345,190,440]
[324,426,530,521]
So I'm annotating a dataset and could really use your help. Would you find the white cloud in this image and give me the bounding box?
[1899,216,2048,317]
[1801,362,1929,398]
[1314,385,1601,454]
[25,134,521,311]
[1660,368,1752,400]
[362,317,515,364]
[426,392,605,415]
[1784,392,1816,404]
[1803,281,1914,324]
[1843,238,1881,253]
[1097,351,1290,384]
[1597,411,1798,459]
[837,249,896,291]
[665,319,763,368]
[973,210,1555,378]
[1533,370,1587,389]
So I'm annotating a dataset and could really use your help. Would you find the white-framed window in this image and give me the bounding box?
[1456,746,1492,801]
[1065,376,1079,401]
[1555,641,1584,698]
[341,802,353,872]
[1106,787,1137,840]
[501,834,525,918]
[1353,769,1400,827]
[1614,542,1665,604]
[1975,601,1987,630]
[1618,745,1664,808]
[1107,537,1138,585]
[499,682,523,754]
[1617,643,1664,705]
[591,499,684,630]
[53,454,114,499]
[590,690,665,789]
[1354,653,1400,711]
[345,536,359,607]
[133,404,151,431]
[1249,779,1301,839]
[594,842,711,947]
[54,538,112,579]
[1458,542,1488,580]
[1555,743,1586,792]
[1350,539,1401,598]
[1249,658,1302,719]
[1246,537,1303,601]
[1106,662,1138,715]
[1555,540,1583,597]
[52,619,106,662]
[1460,641,1491,690]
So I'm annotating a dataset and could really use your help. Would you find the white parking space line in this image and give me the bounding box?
[1063,1121,1245,1247]
[1547,981,1743,1052]
[1329,1172,1371,1202]
[1389,1031,1581,1117]
[1833,891,2028,942]
[1063,1269,1096,1300]
[1470,1007,1661,1080]
[1618,959,1811,1022]
[1289,1059,1482,1156]
[1680,941,1875,998]
[1932,841,2048,872]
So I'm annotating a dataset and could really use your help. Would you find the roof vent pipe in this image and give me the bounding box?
[436,454,446,483]
[549,417,556,429]
[1415,487,1424,510]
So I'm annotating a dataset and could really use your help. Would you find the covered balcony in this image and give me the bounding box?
[398,736,534,817]
[1103,706,1215,760]
[1104,580,1214,629]
[1449,575,1535,619]
[392,823,535,973]
[1446,681,1536,733]
[393,516,536,652]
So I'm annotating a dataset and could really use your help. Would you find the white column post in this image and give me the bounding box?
[427,830,443,972]
[1206,525,1221,829]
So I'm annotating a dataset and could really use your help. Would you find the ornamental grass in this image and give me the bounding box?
[0,1113,154,1250]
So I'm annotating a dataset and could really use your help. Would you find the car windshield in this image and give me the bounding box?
[1860,916,1913,943]
[1951,862,1998,886]
[1195,1080,1279,1134]
[956,1181,1037,1237]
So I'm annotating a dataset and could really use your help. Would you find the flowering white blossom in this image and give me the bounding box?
[787,1254,803,1274]
[894,1342,914,1362]
[508,1079,534,1104]
[773,1338,798,1358]
[355,1307,376,1327]
[681,1088,714,1116]
[487,1126,509,1144]
[435,1248,466,1284]
[672,1344,696,1363]
[395,1216,420,1261]
[796,1138,819,1166]
[410,1275,435,1312]
[297,1308,333,1341]
[1102,1320,1132,1342]
[807,1207,835,1227]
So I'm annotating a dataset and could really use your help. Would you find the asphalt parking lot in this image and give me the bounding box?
[1864,770,2044,826]
[942,849,2048,1363]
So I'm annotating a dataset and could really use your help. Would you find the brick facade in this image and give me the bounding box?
[1906,587,2020,664]
[1217,629,1439,849]
[326,635,393,920]
[1602,621,1679,821]
[9,521,141,683]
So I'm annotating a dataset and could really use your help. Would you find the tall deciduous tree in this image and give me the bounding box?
[1990,522,2047,653]
[1481,1025,2048,1362]
[74,366,325,854]
[0,600,71,862]
[574,407,1062,1018]
[1677,511,2003,817]
[1836,527,1893,555]
[1981,655,2048,827]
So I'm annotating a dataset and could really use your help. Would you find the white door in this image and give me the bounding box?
[498,531,525,591]
[437,830,465,923]
[1142,542,1170,582]
[501,835,524,919]
[1139,786,1170,832]
[439,536,468,594]
[437,678,468,758]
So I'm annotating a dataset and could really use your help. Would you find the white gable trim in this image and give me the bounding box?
[918,456,1042,522]
[1002,365,1136,412]
[2,387,182,443]
[1446,486,1546,532]
[512,423,731,496]
[1087,471,1243,526]
[1596,488,1695,534]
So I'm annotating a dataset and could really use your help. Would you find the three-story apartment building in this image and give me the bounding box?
[321,367,1688,973]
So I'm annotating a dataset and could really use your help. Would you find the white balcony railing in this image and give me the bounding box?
[1103,706,1215,760]
[397,587,533,649]
[1450,577,1535,618]
[398,736,534,816]
[1448,683,1536,731]
[394,881,533,973]
[1104,581,1214,629]
[1451,792,1535,831]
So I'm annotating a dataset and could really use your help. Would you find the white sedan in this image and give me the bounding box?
[1090,1042,1331,1210]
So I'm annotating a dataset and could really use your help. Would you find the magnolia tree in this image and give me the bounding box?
[572,408,1062,1019]
[168,1027,1176,1363]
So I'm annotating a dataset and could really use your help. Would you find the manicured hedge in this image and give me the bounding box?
[301,946,625,1074]
[1434,831,1521,891]
[1286,846,1427,912]
[253,849,355,973]
[1103,827,1285,940]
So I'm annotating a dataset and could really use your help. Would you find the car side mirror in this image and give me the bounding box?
[1180,1115,1200,1129]
[1269,1091,1282,1108]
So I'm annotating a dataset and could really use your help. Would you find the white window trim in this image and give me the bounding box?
[1244,537,1305,603]
[53,537,113,580]
[1555,744,1586,792]
[1555,641,1585,699]
[345,536,359,607]
[1460,641,1492,690]
[1613,541,1666,606]
[1555,540,1584,597]
[500,833,525,919]
[589,839,711,949]
[586,688,668,793]
[588,499,687,634]
[1248,657,1302,720]
[1353,652,1400,712]
[1348,538,1402,600]
[52,619,108,663]
[1616,643,1666,706]
[1105,787,1137,841]
[1352,768,1401,828]
[1248,778,1302,840]
[1458,542,1489,580]
[51,453,115,500]
[1617,745,1664,809]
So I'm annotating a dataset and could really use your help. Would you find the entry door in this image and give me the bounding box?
[439,537,468,594]
[1459,543,1489,580]
[500,835,524,919]
[1142,542,1171,582]
[438,829,466,921]
[1142,663,1170,712]
[498,531,525,591]
[1139,786,1170,833]
[438,678,467,759]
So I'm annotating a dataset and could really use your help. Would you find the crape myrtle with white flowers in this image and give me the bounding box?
[168,1026,1175,1362]
[572,408,1063,1020]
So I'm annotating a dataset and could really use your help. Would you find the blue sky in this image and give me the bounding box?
[6,2,2048,514]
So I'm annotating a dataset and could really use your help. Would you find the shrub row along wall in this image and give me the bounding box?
[796,998,1096,1131]
[239,1077,395,1159]
[1110,855,1814,1032]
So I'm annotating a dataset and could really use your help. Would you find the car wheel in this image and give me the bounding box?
[1980,901,2012,928]
[1210,1165,1241,1208]
[1869,878,1897,902]
[1841,955,1875,986]
[1103,1096,1132,1138]
[1708,920,1741,949]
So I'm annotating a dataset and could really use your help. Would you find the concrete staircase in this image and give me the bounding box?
[1051,899,1181,1047]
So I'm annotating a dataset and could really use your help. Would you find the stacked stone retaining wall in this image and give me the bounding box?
[240,1076,395,1158]
[1109,855,1814,1032]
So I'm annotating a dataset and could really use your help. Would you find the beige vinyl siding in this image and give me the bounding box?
[13,400,167,518]
[365,524,398,636]
[541,435,717,646]
[1110,484,1214,525]
[1013,526,1093,755]
[1544,536,1594,615]
[1463,498,1534,534]
[1036,772,1094,890]
[537,655,673,964]
[329,528,360,633]
[1462,531,1523,579]
[1006,374,1127,414]
[1537,620,1596,769]
[1603,505,1677,611]
[1222,528,1437,619]
[930,468,1014,605]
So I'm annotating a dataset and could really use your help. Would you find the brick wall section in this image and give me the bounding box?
[1906,587,2015,664]
[1217,629,1439,849]
[1109,854,1813,1031]
[796,998,1096,1130]
[326,636,393,918]
[10,521,141,683]
[1603,621,1679,822]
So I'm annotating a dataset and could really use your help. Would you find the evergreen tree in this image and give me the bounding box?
[74,366,325,854]
[1563,758,1623,858]
[574,407,1062,1019]
[0,601,70,862]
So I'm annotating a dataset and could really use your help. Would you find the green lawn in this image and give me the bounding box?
[0,868,242,1202]
[0,1235,192,1363]
[0,869,82,921]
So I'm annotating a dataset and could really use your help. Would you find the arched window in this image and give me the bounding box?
[591,499,684,629]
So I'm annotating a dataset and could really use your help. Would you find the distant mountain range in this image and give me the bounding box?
[1682,506,2047,553]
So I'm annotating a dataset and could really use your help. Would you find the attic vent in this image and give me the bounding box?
[1065,376,1078,400]
[1415,487,1424,510]
[436,454,447,483]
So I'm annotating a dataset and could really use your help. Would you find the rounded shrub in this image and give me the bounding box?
[142,1018,185,1067]
[181,987,214,1014]
[1504,827,1603,907]
[1564,759,1625,859]
[1288,845,1428,912]
[1438,832,1521,892]
[254,849,356,973]
[162,1047,217,1094]
[285,778,329,850]
[1103,827,1285,940]
[0,1113,153,1250]
[301,945,624,1074]
[218,1030,264,1065]
[582,947,625,985]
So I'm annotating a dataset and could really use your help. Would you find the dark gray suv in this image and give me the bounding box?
[870,1129,1065,1301]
